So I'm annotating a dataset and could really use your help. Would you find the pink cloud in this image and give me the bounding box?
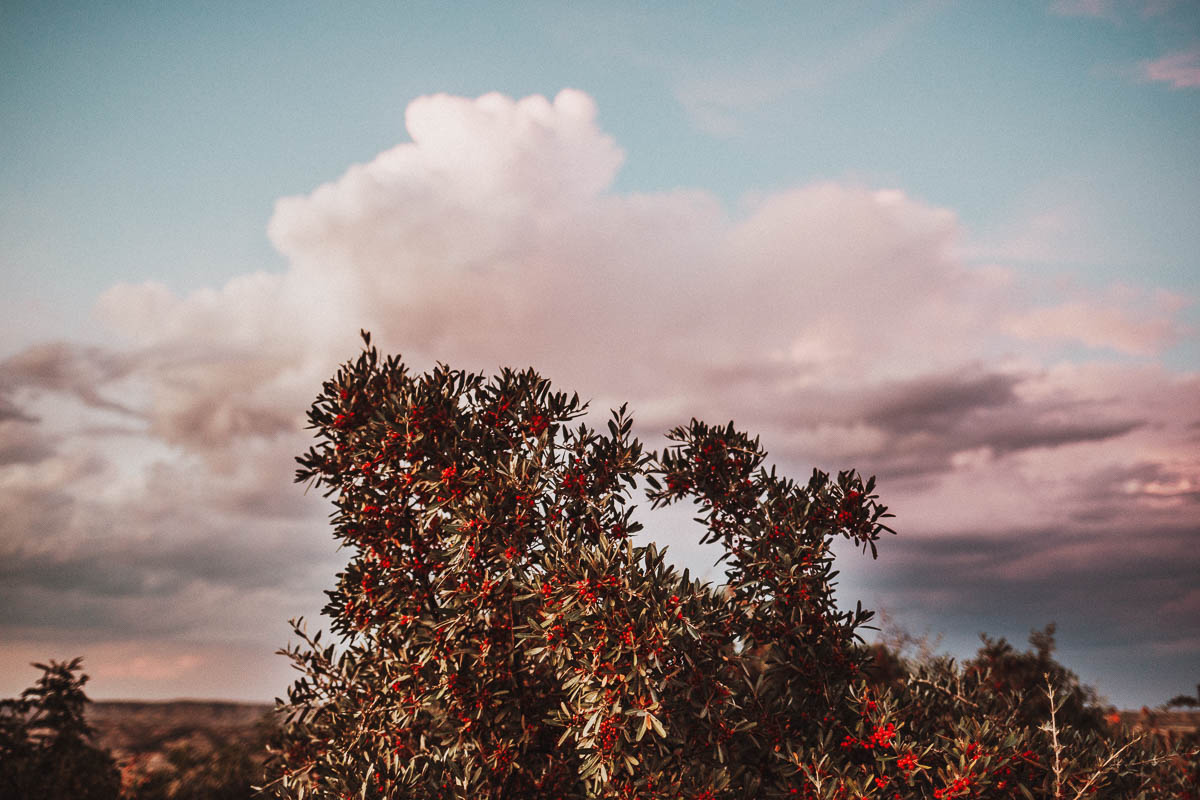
[2,89,1196,702]
[1007,287,1190,356]
[1141,47,1200,88]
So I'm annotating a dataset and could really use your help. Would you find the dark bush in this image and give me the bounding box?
[0,657,122,800]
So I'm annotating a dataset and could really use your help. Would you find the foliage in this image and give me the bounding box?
[865,624,1106,736]
[0,657,122,800]
[268,335,1198,799]
[1167,693,1199,710]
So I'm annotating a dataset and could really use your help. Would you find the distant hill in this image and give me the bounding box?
[1117,708,1200,740]
[87,700,277,794]
[89,700,275,755]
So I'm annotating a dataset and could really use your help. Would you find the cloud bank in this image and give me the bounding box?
[1,90,1196,704]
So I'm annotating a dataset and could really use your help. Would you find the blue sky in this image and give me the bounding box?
[1,1,1197,706]
[5,2,1199,298]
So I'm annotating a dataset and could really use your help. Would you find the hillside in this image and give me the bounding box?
[87,700,277,795]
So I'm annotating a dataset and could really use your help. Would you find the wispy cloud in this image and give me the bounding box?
[1140,47,1200,88]
[673,0,948,136]
[1007,287,1191,356]
[1051,0,1200,90]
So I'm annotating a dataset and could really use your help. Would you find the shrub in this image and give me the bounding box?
[267,335,1198,798]
[0,657,122,800]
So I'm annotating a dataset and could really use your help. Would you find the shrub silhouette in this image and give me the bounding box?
[268,335,1198,798]
[0,657,122,800]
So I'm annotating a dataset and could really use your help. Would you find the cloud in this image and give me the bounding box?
[0,396,37,424]
[856,520,1199,653]
[839,508,1199,705]
[1008,288,1189,356]
[0,400,337,650]
[0,419,55,466]
[673,1,948,136]
[864,371,1018,432]
[1048,3,1200,97]
[1140,47,1200,88]
[962,203,1102,266]
[2,89,1196,704]
[268,90,624,270]
[648,362,1155,487]
[0,342,139,417]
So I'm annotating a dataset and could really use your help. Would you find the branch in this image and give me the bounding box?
[911,677,981,710]
[1041,674,1064,799]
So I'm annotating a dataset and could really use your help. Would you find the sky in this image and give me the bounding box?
[1,0,1197,708]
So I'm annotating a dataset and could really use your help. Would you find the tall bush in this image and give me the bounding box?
[268,336,1197,799]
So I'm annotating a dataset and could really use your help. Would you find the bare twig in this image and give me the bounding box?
[1041,674,1065,799]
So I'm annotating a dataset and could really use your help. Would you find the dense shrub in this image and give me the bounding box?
[0,658,122,800]
[267,336,1198,798]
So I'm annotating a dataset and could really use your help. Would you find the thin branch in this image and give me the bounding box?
[911,677,981,710]
[1042,674,1064,799]
[1068,734,1144,800]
